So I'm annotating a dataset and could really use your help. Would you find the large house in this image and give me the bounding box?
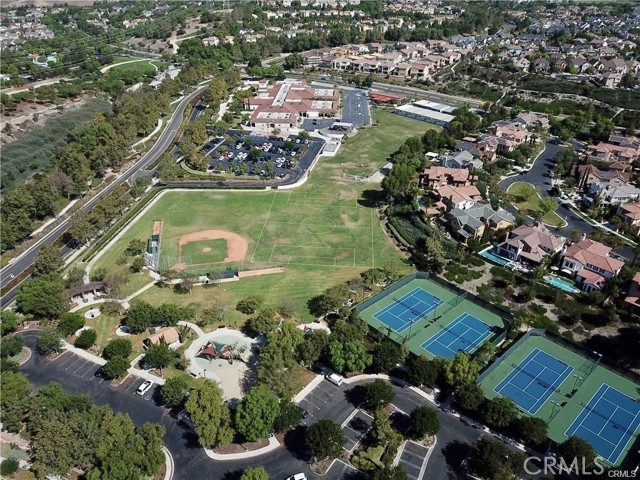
[495,223,566,265]
[585,141,640,165]
[440,150,483,171]
[419,166,473,188]
[624,272,640,311]
[560,239,625,292]
[447,203,514,243]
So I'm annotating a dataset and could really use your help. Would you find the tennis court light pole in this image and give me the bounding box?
[549,400,561,420]
[572,374,583,393]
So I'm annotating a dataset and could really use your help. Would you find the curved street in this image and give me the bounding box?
[498,141,595,239]
[0,85,207,306]
[18,331,481,480]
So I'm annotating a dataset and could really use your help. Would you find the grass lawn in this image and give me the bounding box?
[83,107,427,325]
[338,108,438,177]
[79,306,148,358]
[507,181,565,226]
[181,238,228,264]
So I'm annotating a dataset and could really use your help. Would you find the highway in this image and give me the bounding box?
[0,85,207,308]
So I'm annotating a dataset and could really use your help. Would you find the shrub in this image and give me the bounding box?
[103,356,130,379]
[103,338,133,360]
[0,457,20,475]
[74,329,97,349]
[57,312,85,337]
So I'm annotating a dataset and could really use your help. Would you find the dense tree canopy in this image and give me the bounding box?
[235,384,280,441]
[305,419,347,461]
[17,275,68,318]
[185,381,234,447]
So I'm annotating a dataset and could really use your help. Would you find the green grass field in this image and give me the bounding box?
[109,60,165,75]
[507,181,564,226]
[181,238,228,264]
[478,332,640,466]
[358,275,506,358]
[88,107,432,321]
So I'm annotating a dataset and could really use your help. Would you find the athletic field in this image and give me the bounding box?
[478,331,640,466]
[357,274,506,359]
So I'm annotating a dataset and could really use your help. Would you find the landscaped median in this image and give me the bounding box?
[506,181,565,227]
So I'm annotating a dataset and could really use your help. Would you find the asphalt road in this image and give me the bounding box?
[18,331,481,480]
[0,86,207,308]
[498,141,595,240]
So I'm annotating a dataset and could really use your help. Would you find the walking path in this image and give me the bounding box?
[204,435,280,461]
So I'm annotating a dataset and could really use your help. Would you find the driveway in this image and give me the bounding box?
[498,141,595,238]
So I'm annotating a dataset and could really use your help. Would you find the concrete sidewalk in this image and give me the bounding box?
[204,435,280,460]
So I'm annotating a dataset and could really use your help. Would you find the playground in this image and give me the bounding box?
[357,273,506,359]
[478,330,640,466]
[184,327,260,401]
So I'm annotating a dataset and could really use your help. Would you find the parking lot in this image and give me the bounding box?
[342,409,373,453]
[398,441,431,480]
[341,88,370,127]
[47,350,160,402]
[203,133,312,179]
[297,378,355,424]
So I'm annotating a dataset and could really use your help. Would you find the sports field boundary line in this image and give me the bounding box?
[250,193,277,263]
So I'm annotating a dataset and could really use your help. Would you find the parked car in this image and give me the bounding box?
[136,381,153,396]
[286,474,307,480]
[325,372,344,386]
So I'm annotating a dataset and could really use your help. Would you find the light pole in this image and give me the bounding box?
[549,400,560,420]
[571,374,583,395]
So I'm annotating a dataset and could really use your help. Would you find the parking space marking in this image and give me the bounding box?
[72,360,90,375]
[52,351,72,367]
[79,363,98,378]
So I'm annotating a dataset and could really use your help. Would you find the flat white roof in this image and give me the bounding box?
[314,88,335,97]
[395,105,455,123]
[414,99,457,114]
[257,111,292,119]
[311,100,334,109]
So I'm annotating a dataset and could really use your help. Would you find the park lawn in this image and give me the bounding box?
[109,60,165,76]
[333,108,438,178]
[181,238,228,264]
[86,108,420,321]
[507,181,565,226]
[79,306,147,358]
[138,265,366,325]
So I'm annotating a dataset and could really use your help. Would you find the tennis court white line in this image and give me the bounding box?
[566,384,640,463]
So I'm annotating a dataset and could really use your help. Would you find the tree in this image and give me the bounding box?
[160,374,192,408]
[185,380,234,447]
[143,343,176,372]
[382,162,415,199]
[408,405,440,439]
[514,416,548,445]
[103,356,130,379]
[442,352,481,387]
[236,295,265,314]
[37,329,62,354]
[241,466,269,480]
[484,397,518,428]
[422,236,446,273]
[124,238,146,257]
[539,197,558,216]
[273,402,303,433]
[130,256,144,273]
[74,329,97,350]
[305,419,347,461]
[364,379,395,409]
[235,384,280,441]
[57,312,85,337]
[309,283,351,316]
[247,307,280,336]
[1,335,24,358]
[34,244,63,276]
[372,340,403,373]
[157,303,190,326]
[103,338,133,360]
[17,275,68,318]
[0,310,21,336]
[371,466,408,480]
[407,355,441,387]
[328,340,372,374]
[124,302,156,333]
[298,330,329,367]
[468,437,525,480]
[558,436,596,468]
[454,383,485,412]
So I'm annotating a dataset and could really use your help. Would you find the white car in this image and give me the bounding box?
[136,381,153,396]
[286,474,307,480]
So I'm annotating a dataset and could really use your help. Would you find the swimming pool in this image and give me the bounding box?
[480,249,511,266]
[544,275,580,294]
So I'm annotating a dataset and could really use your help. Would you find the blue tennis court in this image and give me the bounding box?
[565,384,640,465]
[494,349,573,414]
[373,287,443,333]
[421,313,492,358]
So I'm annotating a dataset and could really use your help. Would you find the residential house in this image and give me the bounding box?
[447,203,514,243]
[533,58,551,73]
[624,272,640,311]
[439,150,483,171]
[433,185,482,211]
[596,184,640,205]
[574,165,631,190]
[419,166,473,188]
[560,239,624,292]
[586,141,640,165]
[616,201,640,227]
[514,112,550,130]
[495,223,566,265]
